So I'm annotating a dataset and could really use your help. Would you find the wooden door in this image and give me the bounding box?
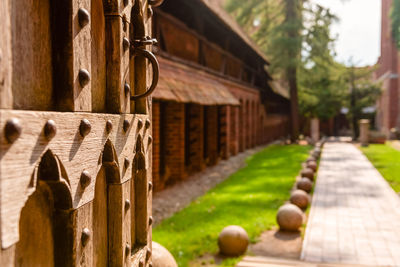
[0,0,162,266]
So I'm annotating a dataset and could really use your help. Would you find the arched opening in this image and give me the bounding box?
[132,135,148,248]
[15,150,72,267]
[93,139,121,266]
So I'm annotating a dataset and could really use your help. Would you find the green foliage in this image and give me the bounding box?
[299,5,345,119]
[361,143,400,192]
[345,65,381,137]
[391,0,400,50]
[226,0,303,76]
[152,145,311,267]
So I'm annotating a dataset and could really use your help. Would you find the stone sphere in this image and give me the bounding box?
[152,241,178,267]
[301,168,314,181]
[218,225,249,256]
[307,161,317,171]
[306,156,316,163]
[276,204,304,231]
[290,190,310,209]
[297,178,313,193]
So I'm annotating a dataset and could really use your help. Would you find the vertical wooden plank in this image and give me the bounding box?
[72,0,92,111]
[91,0,107,112]
[108,180,131,266]
[0,0,12,109]
[105,2,132,114]
[11,0,53,110]
[73,203,93,267]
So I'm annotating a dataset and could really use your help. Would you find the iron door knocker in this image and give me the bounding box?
[130,36,159,100]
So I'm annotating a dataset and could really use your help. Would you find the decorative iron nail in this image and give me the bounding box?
[81,228,91,246]
[80,170,91,188]
[106,120,113,133]
[147,7,153,19]
[124,158,130,169]
[78,8,90,27]
[145,119,151,128]
[146,247,152,261]
[149,216,153,226]
[44,120,57,140]
[148,181,153,192]
[137,119,143,129]
[79,119,91,137]
[148,135,153,144]
[123,37,130,51]
[4,118,22,143]
[123,120,130,132]
[125,199,131,211]
[125,243,131,256]
[79,69,90,87]
[124,83,131,96]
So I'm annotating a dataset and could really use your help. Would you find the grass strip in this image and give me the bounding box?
[360,143,400,192]
[153,144,311,266]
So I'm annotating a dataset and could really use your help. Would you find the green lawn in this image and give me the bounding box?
[152,145,311,266]
[361,143,400,192]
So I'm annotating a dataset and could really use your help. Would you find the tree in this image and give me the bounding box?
[299,4,345,122]
[226,0,303,141]
[345,65,381,138]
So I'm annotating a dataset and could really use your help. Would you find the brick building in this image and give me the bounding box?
[151,0,291,192]
[375,0,400,136]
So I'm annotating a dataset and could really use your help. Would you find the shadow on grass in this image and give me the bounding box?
[153,144,311,267]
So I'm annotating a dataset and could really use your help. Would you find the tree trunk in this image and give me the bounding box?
[285,0,300,142]
[288,67,300,141]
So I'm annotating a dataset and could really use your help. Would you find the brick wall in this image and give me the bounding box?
[162,102,187,186]
[152,101,161,191]
[218,106,230,159]
[375,0,400,136]
[229,106,239,155]
[186,104,205,174]
[204,106,219,166]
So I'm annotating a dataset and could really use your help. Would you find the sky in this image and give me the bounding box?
[311,0,381,67]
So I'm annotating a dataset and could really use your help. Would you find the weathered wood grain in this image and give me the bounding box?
[11,0,53,110]
[73,0,92,111]
[91,0,107,112]
[0,110,151,248]
[0,0,12,109]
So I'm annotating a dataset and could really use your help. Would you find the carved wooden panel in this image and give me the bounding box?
[0,0,156,265]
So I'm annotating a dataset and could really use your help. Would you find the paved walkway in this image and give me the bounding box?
[301,142,400,266]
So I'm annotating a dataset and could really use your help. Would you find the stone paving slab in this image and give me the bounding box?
[301,142,400,267]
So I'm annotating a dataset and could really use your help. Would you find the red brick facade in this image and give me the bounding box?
[375,0,400,136]
[150,0,291,192]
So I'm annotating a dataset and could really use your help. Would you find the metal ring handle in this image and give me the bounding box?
[130,48,159,100]
[148,0,164,7]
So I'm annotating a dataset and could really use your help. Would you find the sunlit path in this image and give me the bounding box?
[301,142,400,266]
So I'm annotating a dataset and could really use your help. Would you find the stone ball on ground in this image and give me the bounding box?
[306,156,316,163]
[290,190,310,209]
[301,168,314,181]
[297,178,313,193]
[152,241,178,267]
[276,204,304,231]
[307,161,317,171]
[218,225,249,256]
